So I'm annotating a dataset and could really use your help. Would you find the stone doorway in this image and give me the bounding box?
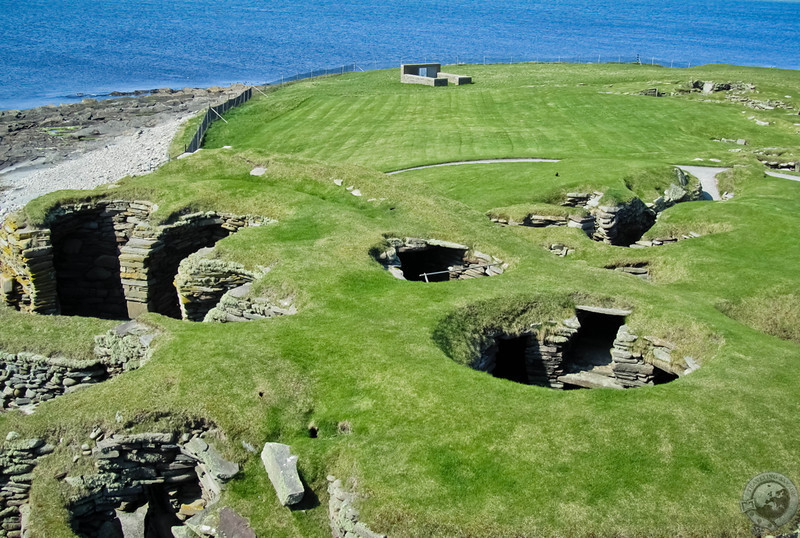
[395,244,469,282]
[491,335,532,384]
[144,221,233,319]
[561,309,626,379]
[375,237,505,282]
[50,207,128,319]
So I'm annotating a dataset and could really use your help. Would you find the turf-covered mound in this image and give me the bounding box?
[2,63,800,537]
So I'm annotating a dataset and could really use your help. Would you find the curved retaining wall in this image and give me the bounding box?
[0,321,157,411]
[0,202,270,319]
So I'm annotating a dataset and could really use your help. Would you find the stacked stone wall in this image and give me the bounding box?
[119,212,268,319]
[0,435,55,538]
[0,321,157,411]
[327,476,386,538]
[0,202,270,319]
[204,283,297,323]
[67,431,238,536]
[0,220,55,314]
[0,353,107,410]
[591,198,656,246]
[472,312,685,390]
[175,250,257,321]
[376,238,505,281]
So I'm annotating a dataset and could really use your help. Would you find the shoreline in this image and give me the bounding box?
[0,83,249,219]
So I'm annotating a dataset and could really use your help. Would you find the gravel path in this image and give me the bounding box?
[0,116,189,219]
[675,165,729,201]
[385,158,560,175]
[765,170,800,182]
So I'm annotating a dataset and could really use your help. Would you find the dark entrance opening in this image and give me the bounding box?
[396,246,468,282]
[563,311,625,375]
[147,223,232,319]
[652,366,680,385]
[492,336,530,384]
[71,478,205,537]
[51,209,128,320]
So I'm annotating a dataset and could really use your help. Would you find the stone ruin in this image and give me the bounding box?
[327,476,386,538]
[0,320,156,411]
[400,63,472,87]
[470,305,687,389]
[66,431,239,537]
[0,434,55,538]
[0,200,271,320]
[375,238,505,282]
[490,168,704,247]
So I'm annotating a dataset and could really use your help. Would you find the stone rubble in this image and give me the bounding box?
[204,282,297,323]
[327,476,386,538]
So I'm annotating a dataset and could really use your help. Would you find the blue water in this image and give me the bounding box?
[1,0,799,110]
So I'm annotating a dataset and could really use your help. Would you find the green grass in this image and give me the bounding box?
[4,63,800,537]
[167,110,207,157]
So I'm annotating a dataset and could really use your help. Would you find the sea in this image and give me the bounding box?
[1,0,800,110]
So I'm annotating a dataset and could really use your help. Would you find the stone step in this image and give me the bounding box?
[557,372,625,389]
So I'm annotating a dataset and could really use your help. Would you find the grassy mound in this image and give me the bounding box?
[4,63,800,537]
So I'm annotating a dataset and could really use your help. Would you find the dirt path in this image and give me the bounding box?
[386,158,560,175]
[675,165,729,201]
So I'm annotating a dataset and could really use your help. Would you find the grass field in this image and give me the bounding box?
[4,62,800,537]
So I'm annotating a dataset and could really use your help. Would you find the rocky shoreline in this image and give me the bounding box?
[0,84,249,218]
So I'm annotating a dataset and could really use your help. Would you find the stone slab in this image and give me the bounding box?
[261,442,304,506]
[574,305,632,316]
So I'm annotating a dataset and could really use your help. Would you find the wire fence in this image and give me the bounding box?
[183,87,253,154]
[176,54,698,157]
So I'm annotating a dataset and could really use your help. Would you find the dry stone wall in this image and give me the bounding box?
[376,238,505,282]
[495,169,705,247]
[204,282,297,323]
[327,476,386,538]
[119,211,268,319]
[473,311,686,390]
[0,321,157,411]
[0,435,55,538]
[67,431,238,536]
[174,249,258,321]
[0,201,271,320]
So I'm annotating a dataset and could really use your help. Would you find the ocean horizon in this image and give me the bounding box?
[2,0,800,110]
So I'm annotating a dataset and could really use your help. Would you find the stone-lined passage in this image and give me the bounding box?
[67,431,238,537]
[375,237,505,282]
[471,306,683,389]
